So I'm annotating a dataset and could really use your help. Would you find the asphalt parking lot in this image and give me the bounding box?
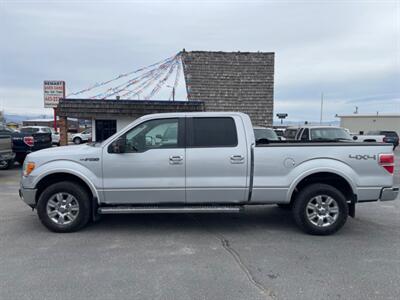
[1,151,399,300]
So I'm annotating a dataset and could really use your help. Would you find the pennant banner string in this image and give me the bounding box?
[67,52,180,97]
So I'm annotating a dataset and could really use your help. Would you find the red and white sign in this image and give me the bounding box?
[44,80,65,108]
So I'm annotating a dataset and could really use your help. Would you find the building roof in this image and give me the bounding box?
[57,99,205,119]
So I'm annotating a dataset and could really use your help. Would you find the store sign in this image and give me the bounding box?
[44,80,65,108]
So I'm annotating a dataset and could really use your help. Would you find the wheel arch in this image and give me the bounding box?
[34,171,98,205]
[289,171,356,205]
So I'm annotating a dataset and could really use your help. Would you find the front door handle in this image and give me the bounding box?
[230,155,244,164]
[169,155,183,165]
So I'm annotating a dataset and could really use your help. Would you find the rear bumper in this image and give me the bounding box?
[380,187,399,201]
[19,185,37,208]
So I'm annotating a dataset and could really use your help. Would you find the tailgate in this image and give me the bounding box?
[33,133,52,149]
[12,132,52,151]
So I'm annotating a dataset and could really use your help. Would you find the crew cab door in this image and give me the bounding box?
[101,117,185,204]
[185,116,248,203]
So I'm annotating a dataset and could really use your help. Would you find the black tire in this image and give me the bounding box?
[277,203,292,210]
[15,153,26,165]
[73,137,82,145]
[37,181,91,233]
[292,183,348,235]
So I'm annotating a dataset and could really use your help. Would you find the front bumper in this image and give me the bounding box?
[380,187,399,201]
[19,185,37,208]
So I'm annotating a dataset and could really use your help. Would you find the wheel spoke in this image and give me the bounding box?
[47,199,58,208]
[308,212,318,219]
[326,215,335,224]
[65,195,74,205]
[48,210,58,218]
[65,212,75,221]
[326,197,334,206]
[58,215,65,225]
[329,207,339,214]
[317,217,324,226]
[56,193,64,202]
[307,203,317,211]
[315,195,323,205]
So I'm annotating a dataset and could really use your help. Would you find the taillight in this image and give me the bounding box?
[379,153,394,174]
[23,136,34,147]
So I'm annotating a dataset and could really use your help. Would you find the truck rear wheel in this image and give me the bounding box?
[292,183,348,235]
[37,181,91,233]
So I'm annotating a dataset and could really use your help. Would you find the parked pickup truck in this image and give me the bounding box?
[19,112,398,235]
[12,126,52,164]
[0,124,15,170]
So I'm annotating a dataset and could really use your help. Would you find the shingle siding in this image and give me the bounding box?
[182,51,274,127]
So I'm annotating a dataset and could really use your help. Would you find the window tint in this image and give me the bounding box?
[20,127,39,134]
[381,131,398,137]
[191,117,237,147]
[124,118,179,152]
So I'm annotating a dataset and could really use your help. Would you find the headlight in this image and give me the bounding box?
[23,162,35,176]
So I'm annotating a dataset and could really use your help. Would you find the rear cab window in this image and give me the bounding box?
[188,117,238,147]
[20,128,39,134]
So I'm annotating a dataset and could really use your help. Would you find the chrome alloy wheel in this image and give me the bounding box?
[46,192,80,225]
[306,195,339,227]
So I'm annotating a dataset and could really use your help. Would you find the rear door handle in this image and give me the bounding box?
[230,155,244,164]
[169,155,183,165]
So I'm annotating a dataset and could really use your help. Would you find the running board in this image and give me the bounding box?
[98,205,243,214]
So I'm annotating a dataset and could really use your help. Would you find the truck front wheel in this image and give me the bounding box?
[37,182,91,233]
[292,183,348,235]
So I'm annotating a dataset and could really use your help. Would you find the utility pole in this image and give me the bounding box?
[172,87,175,101]
[320,92,324,125]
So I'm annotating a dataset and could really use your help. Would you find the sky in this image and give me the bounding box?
[0,0,399,123]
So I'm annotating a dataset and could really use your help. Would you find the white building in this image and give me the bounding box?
[337,114,400,135]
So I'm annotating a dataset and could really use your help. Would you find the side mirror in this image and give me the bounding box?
[352,136,358,141]
[109,138,126,153]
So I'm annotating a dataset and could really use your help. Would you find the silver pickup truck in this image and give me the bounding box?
[19,112,398,235]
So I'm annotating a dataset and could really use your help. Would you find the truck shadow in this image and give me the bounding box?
[86,206,299,234]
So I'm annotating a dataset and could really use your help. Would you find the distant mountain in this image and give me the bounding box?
[4,113,52,124]
[273,120,340,127]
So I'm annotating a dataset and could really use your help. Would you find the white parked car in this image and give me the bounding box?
[50,128,60,146]
[71,129,92,144]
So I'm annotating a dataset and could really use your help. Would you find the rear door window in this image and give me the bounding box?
[189,117,238,147]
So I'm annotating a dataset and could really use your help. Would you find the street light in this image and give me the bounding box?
[276,113,288,125]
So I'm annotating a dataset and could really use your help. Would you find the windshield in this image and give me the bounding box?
[254,128,279,141]
[311,128,352,141]
[285,128,298,139]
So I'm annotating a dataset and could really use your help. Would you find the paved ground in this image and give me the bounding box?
[0,150,399,300]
